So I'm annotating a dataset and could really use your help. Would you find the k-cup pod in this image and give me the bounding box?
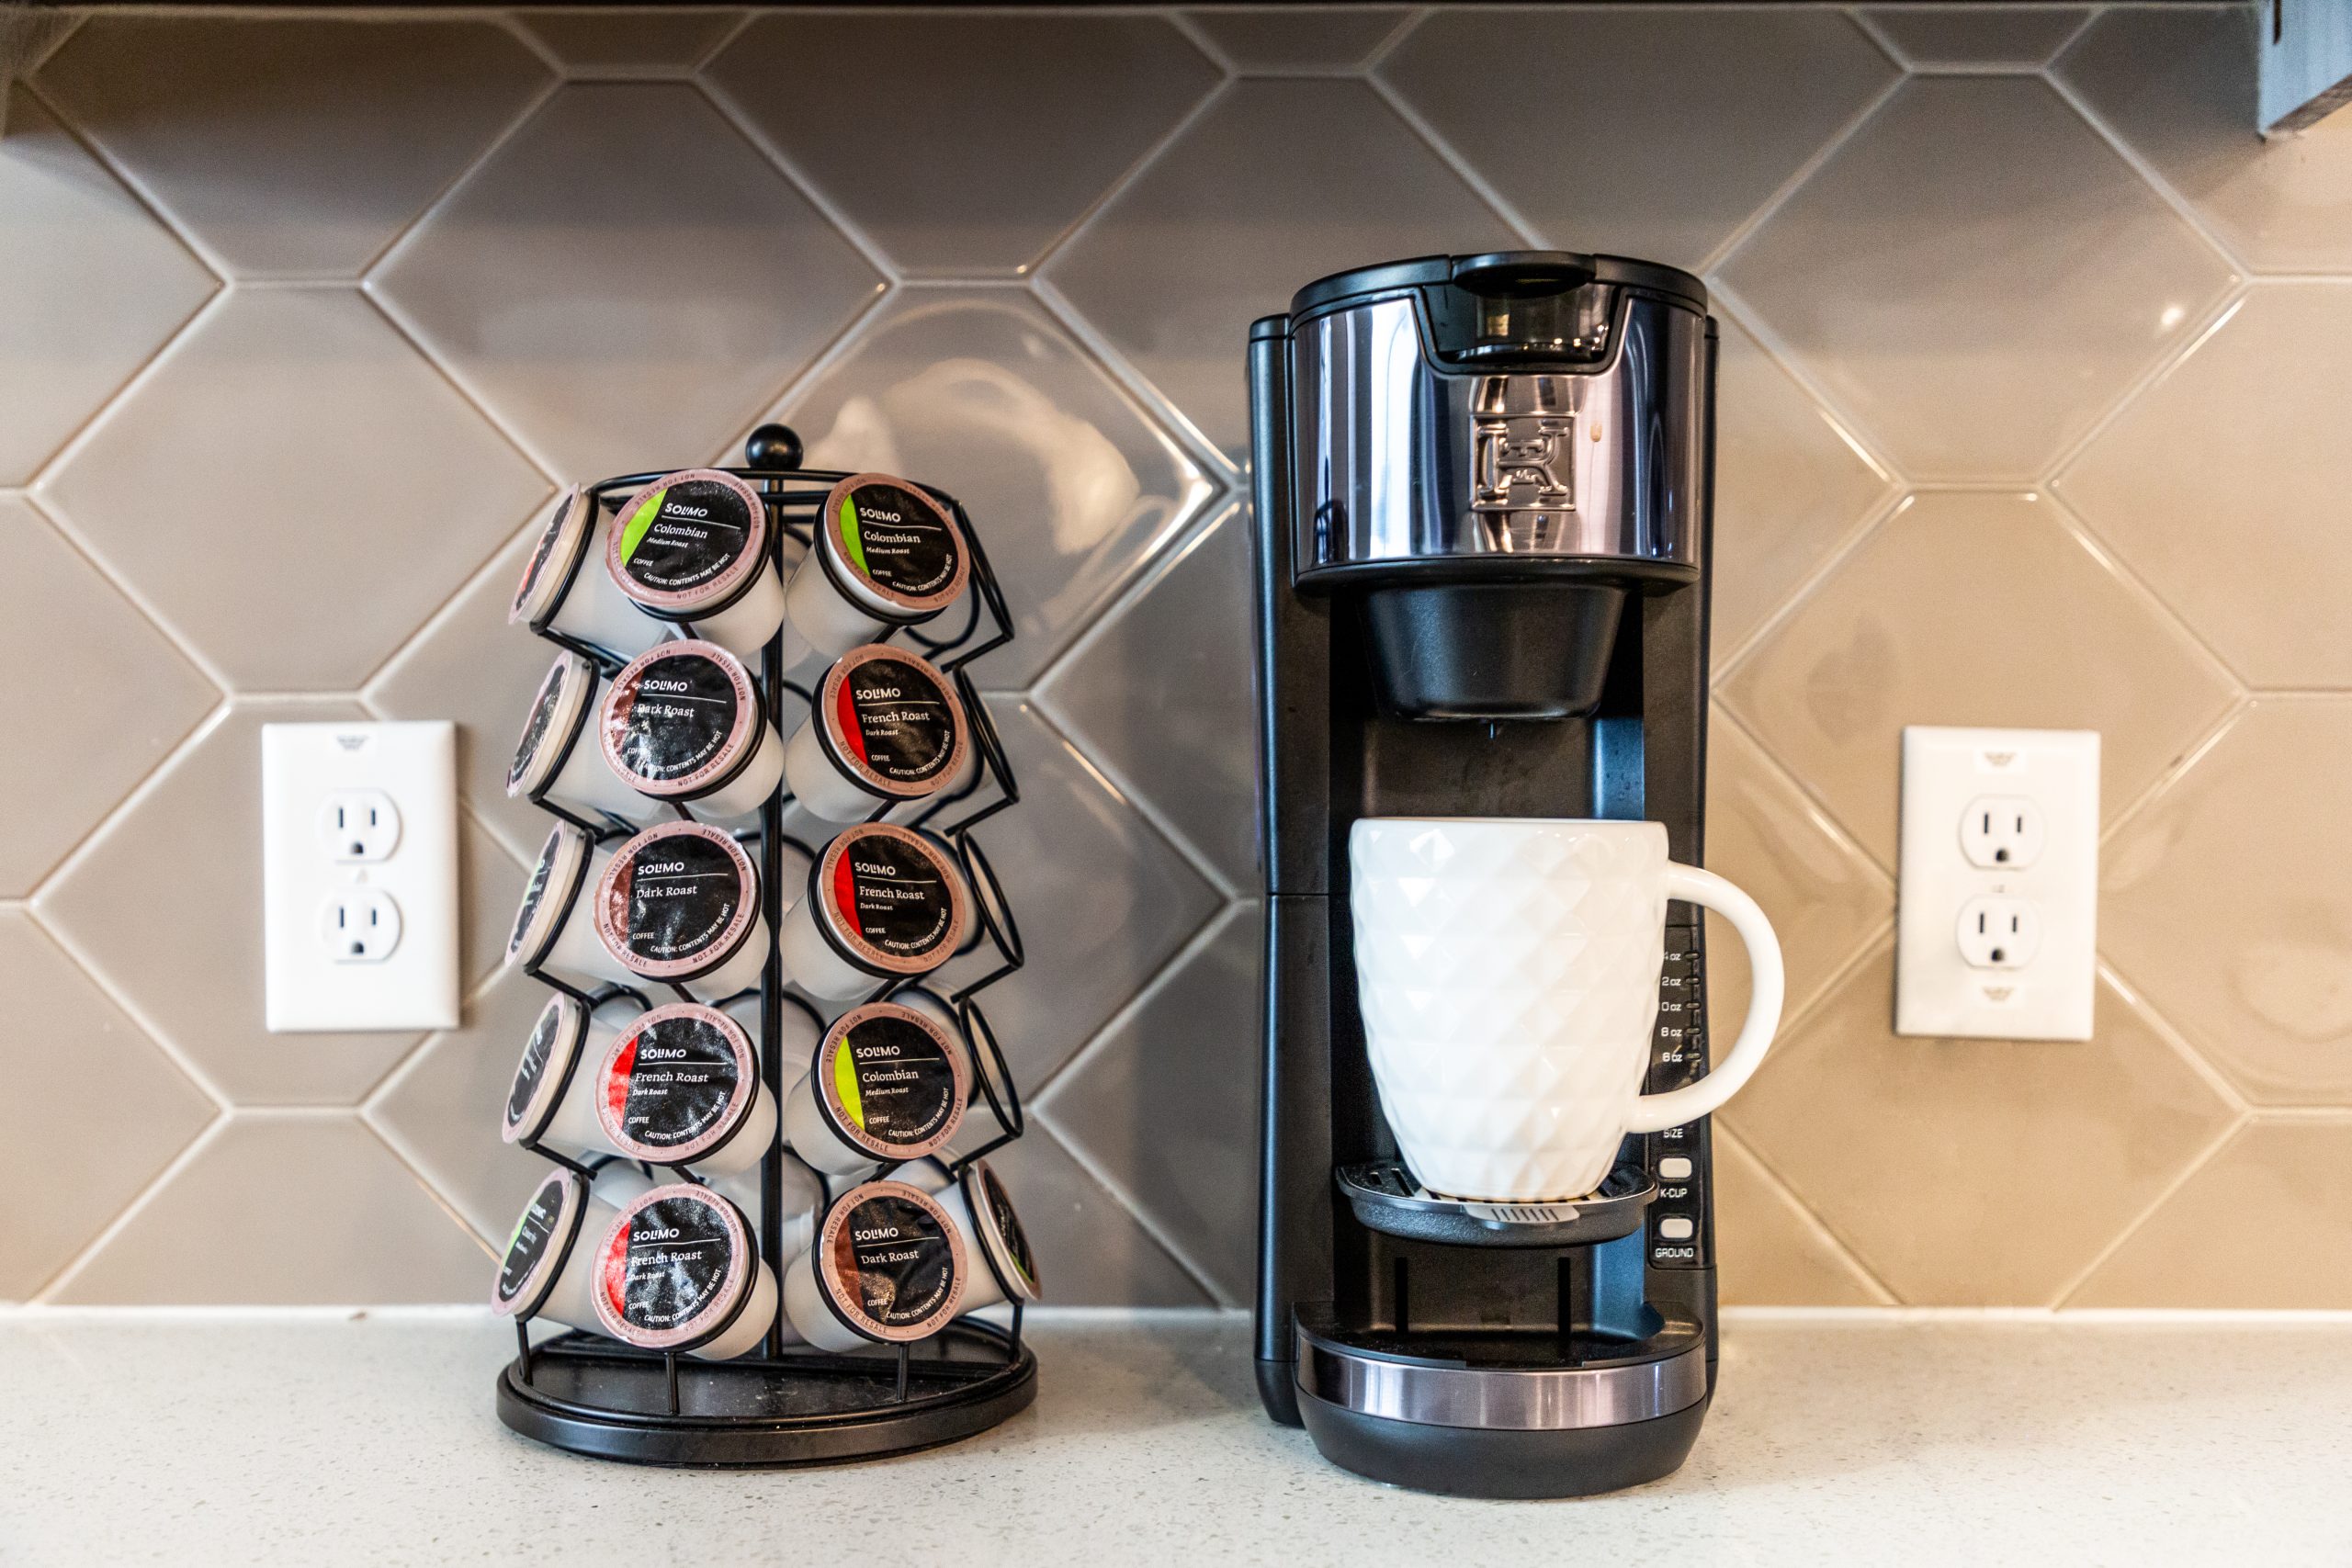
[509,485,656,659]
[785,474,969,660]
[781,1001,969,1176]
[890,1156,1041,1314]
[605,470,784,658]
[783,646,970,824]
[778,824,969,999]
[505,650,651,828]
[502,991,628,1148]
[592,821,770,998]
[504,821,618,987]
[779,1179,966,1352]
[492,1168,623,1331]
[594,1183,777,1360]
[599,640,783,825]
[517,1001,776,1177]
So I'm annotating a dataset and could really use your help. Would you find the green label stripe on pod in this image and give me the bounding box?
[837,493,870,580]
[832,1043,866,1130]
[618,487,669,564]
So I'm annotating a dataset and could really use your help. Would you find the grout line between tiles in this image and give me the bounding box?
[1840,6,1913,67]
[2040,282,2246,490]
[2098,958,2254,1118]
[1030,273,1241,488]
[357,1111,501,1256]
[2048,1100,2246,1307]
[1695,49,1906,279]
[2092,675,2245,848]
[1026,65,1230,285]
[1032,897,1245,1111]
[353,508,541,702]
[22,696,232,913]
[355,287,566,492]
[2044,63,2256,281]
[701,278,899,469]
[33,1109,232,1303]
[16,73,244,286]
[1159,6,1237,74]
[1020,491,1236,699]
[1362,71,1544,250]
[1360,6,1430,73]
[1713,1121,1901,1305]
[1031,1106,1233,1307]
[694,78,904,287]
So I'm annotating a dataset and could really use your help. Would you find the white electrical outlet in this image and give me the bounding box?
[1896,727,2098,1041]
[264,721,458,1032]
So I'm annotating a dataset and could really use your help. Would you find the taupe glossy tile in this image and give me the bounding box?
[0,88,215,486]
[2069,1119,2352,1308]
[1038,901,1261,1304]
[370,83,880,482]
[37,700,426,1105]
[1713,1126,1891,1307]
[2060,7,2352,275]
[1862,6,2090,69]
[364,524,556,861]
[1722,75,2234,480]
[0,497,216,895]
[707,14,1219,276]
[38,288,548,692]
[1033,505,1255,888]
[981,1122,1213,1307]
[1383,8,1895,269]
[517,8,741,73]
[0,909,215,1301]
[933,699,1222,1089]
[778,288,1216,687]
[1711,311,1894,665]
[1182,7,1408,72]
[38,16,550,278]
[1721,491,2237,867]
[2058,286,2352,688]
[367,973,552,1244]
[51,1113,487,1303]
[1046,77,1513,460]
[2105,700,2352,1106]
[1724,948,2237,1304]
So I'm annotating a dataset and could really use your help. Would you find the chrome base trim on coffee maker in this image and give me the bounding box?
[1295,1319,1707,1431]
[1335,1161,1655,1248]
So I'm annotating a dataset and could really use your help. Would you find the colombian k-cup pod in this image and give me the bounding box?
[592,821,769,997]
[509,485,660,658]
[598,640,783,824]
[504,821,619,985]
[780,1179,965,1352]
[593,1183,777,1360]
[784,474,969,660]
[605,470,784,657]
[506,650,651,827]
[893,1156,1041,1314]
[777,824,969,998]
[783,646,969,823]
[781,1001,969,1176]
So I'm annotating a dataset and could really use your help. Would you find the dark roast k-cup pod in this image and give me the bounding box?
[598,640,781,820]
[781,1179,966,1352]
[590,820,768,995]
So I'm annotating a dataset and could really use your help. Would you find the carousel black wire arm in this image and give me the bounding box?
[746,422,800,1358]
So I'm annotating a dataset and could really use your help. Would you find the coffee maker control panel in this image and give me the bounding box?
[1645,922,1711,1269]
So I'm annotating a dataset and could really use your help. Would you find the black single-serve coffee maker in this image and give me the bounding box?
[1248,252,1719,1497]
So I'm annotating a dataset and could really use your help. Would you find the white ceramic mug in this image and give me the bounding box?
[1349,817,1784,1202]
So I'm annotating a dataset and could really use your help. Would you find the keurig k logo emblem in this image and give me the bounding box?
[1471,375,1575,517]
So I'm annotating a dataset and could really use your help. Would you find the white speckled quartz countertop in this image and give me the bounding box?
[4,1309,2348,1566]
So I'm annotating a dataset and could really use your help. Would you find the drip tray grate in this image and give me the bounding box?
[1336,1161,1655,1248]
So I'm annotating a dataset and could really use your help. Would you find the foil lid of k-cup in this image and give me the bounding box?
[810,824,967,977]
[503,990,591,1145]
[594,1003,759,1167]
[815,1002,967,1160]
[599,640,763,800]
[962,1158,1042,1303]
[812,1181,965,1343]
[817,474,968,617]
[605,469,769,617]
[510,486,596,630]
[506,821,591,971]
[594,821,760,982]
[505,649,598,801]
[817,646,967,801]
[594,1183,756,1352]
[492,1168,586,1320]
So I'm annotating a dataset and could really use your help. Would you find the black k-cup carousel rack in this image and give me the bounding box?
[495,424,1039,1467]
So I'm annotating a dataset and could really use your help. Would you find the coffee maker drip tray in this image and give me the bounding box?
[1337,1161,1655,1248]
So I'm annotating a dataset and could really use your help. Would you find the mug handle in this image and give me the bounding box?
[1623,864,1785,1135]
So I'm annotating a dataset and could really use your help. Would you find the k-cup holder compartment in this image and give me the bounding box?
[781,999,970,1177]
[785,473,970,663]
[504,996,776,1178]
[505,649,651,832]
[777,1179,968,1353]
[783,645,974,824]
[605,469,788,658]
[508,485,661,661]
[890,1156,1041,1315]
[598,640,783,827]
[592,1182,779,1361]
[779,823,969,999]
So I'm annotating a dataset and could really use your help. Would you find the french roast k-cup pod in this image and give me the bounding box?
[509,485,658,659]
[778,824,969,999]
[524,1002,776,1177]
[592,821,770,998]
[784,474,969,660]
[782,1001,969,1176]
[779,1179,966,1352]
[892,1156,1041,1314]
[593,1183,777,1360]
[504,821,619,986]
[605,470,784,657]
[598,640,783,825]
[783,646,970,824]
[505,650,651,828]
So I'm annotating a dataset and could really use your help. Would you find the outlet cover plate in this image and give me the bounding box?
[1896,726,2099,1041]
[263,721,458,1032]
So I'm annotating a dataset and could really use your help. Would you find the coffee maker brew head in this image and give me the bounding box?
[1270,251,1711,720]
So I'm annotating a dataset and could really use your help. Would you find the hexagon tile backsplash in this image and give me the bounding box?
[4,5,2348,1311]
